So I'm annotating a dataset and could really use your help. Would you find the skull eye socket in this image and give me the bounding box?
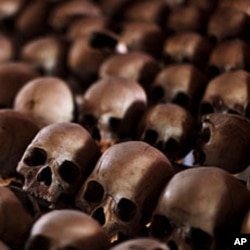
[151,86,165,103]
[109,117,121,131]
[83,181,104,203]
[207,64,220,78]
[116,198,137,222]
[143,129,158,145]
[25,235,50,250]
[150,215,172,238]
[200,102,214,116]
[23,147,47,166]
[172,91,189,108]
[59,161,80,184]
[81,114,97,127]
[184,227,212,247]
[199,127,211,143]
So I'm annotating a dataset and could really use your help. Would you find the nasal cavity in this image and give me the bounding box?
[37,167,52,186]
[92,207,105,226]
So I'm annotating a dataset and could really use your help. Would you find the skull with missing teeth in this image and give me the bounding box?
[17,122,100,208]
[75,141,174,240]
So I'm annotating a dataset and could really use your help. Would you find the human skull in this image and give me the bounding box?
[193,113,250,174]
[49,0,102,32]
[137,103,195,161]
[116,21,165,58]
[0,62,39,108]
[14,76,75,128]
[207,39,250,77]
[150,63,207,113]
[207,6,250,41]
[150,167,250,250]
[99,51,160,95]
[20,35,69,77]
[17,122,100,208]
[162,32,212,70]
[76,141,174,240]
[25,209,110,250]
[79,76,147,152]
[68,30,127,90]
[122,0,168,25]
[0,186,40,249]
[199,70,250,117]
[219,0,250,16]
[166,4,208,33]
[110,238,169,250]
[0,109,39,180]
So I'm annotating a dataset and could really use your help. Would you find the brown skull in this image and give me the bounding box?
[193,113,250,173]
[0,186,40,249]
[162,31,212,70]
[150,167,250,250]
[207,7,250,41]
[25,209,110,250]
[150,63,207,113]
[99,52,160,95]
[79,76,147,152]
[0,109,39,180]
[207,39,250,77]
[14,76,75,128]
[199,70,250,117]
[137,103,195,161]
[17,122,100,208]
[75,141,174,240]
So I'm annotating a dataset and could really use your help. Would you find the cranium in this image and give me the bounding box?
[68,30,127,90]
[110,238,170,250]
[0,109,39,181]
[207,7,250,41]
[99,52,160,95]
[150,63,207,113]
[25,209,110,250]
[137,103,195,161]
[166,4,208,33]
[0,62,39,108]
[115,21,165,58]
[122,0,168,25]
[219,0,250,16]
[207,39,250,77]
[79,76,147,152]
[199,70,250,117]
[162,31,212,70]
[193,113,250,174]
[20,35,69,77]
[17,122,100,208]
[0,186,40,249]
[75,141,174,240]
[150,167,250,250]
[49,0,102,32]
[14,76,75,128]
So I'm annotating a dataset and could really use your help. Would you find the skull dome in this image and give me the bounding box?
[14,76,75,128]
[25,209,110,250]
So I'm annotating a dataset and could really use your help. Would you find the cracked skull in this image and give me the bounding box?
[17,122,100,208]
[75,141,174,240]
[150,167,250,250]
